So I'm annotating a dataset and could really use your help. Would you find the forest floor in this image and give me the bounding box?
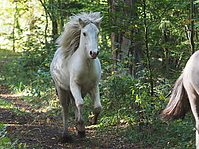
[0,55,141,148]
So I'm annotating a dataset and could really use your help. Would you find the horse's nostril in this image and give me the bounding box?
[90,51,99,58]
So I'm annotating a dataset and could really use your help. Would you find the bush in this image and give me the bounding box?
[2,39,54,97]
[97,59,195,148]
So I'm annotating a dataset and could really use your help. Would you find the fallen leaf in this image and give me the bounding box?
[46,118,50,123]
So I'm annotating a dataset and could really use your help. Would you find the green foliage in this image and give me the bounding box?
[100,58,160,124]
[1,16,54,96]
[2,47,53,96]
[96,57,195,148]
[0,0,198,148]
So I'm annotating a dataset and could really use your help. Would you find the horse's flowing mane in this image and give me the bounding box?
[56,12,102,59]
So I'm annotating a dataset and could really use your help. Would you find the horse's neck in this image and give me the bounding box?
[75,37,88,60]
[78,35,86,50]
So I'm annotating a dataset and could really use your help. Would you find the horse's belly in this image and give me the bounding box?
[82,82,96,93]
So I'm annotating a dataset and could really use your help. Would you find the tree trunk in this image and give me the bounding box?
[39,0,59,43]
[108,0,142,77]
[190,0,195,54]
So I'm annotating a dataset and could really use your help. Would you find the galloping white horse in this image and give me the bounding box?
[161,50,199,148]
[50,12,103,142]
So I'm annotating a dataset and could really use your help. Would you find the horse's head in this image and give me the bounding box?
[79,16,103,59]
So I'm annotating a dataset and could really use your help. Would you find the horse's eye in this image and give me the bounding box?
[83,32,86,36]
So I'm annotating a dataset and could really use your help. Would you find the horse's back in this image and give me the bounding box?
[185,51,199,68]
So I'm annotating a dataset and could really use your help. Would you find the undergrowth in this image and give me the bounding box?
[0,49,196,148]
[1,47,54,97]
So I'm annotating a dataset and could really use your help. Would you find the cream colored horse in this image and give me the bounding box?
[161,50,199,149]
[50,12,103,142]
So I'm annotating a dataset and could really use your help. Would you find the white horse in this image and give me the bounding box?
[161,50,199,148]
[50,12,103,142]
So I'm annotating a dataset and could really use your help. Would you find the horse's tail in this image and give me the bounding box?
[160,74,190,121]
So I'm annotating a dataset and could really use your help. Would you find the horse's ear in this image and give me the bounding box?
[92,12,101,17]
[79,18,86,28]
[95,16,103,23]
[94,16,103,27]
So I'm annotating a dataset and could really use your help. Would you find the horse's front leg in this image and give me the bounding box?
[56,87,72,143]
[89,85,102,125]
[70,81,85,137]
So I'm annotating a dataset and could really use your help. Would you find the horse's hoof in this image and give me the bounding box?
[59,134,73,143]
[75,125,85,138]
[77,131,86,138]
[88,117,97,125]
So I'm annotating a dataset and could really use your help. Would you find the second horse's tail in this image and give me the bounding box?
[160,74,190,120]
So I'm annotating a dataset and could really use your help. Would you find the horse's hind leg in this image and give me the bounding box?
[185,85,199,149]
[89,85,102,125]
[188,94,199,148]
[56,86,72,143]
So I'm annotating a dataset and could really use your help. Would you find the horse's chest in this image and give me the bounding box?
[76,69,98,84]
[74,66,100,90]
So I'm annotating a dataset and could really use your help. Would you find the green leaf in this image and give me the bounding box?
[1,137,11,143]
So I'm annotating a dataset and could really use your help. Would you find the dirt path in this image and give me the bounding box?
[0,84,139,149]
[0,84,109,148]
[0,57,138,148]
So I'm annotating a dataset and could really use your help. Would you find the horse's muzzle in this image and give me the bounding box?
[90,51,99,59]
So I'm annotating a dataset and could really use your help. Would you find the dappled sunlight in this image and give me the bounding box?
[0,0,47,52]
[0,0,198,148]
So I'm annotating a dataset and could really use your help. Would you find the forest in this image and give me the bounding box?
[0,0,198,148]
